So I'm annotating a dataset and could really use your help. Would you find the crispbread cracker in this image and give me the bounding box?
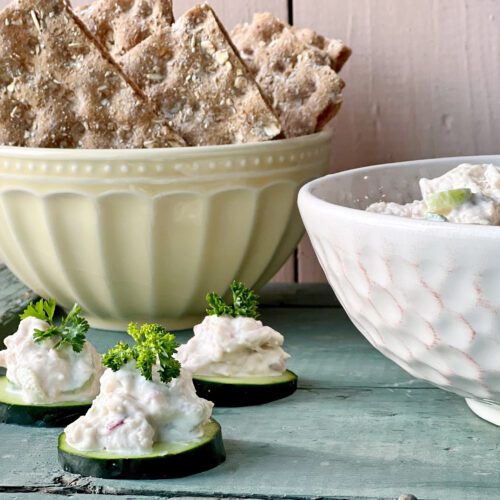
[77,0,174,58]
[293,27,351,73]
[0,0,184,148]
[120,3,281,146]
[232,13,346,138]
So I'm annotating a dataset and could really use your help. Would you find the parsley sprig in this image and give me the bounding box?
[206,281,259,319]
[102,323,181,385]
[20,298,88,353]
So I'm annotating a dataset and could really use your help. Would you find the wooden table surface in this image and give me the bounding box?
[0,266,498,500]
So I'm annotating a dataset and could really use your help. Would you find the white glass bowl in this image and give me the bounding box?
[0,131,331,330]
[298,155,500,425]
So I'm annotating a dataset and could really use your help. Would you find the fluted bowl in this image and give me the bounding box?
[298,155,500,425]
[0,131,331,330]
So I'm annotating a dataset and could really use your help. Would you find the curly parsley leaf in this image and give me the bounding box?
[206,281,259,319]
[55,312,89,353]
[21,299,88,353]
[33,325,60,344]
[20,298,57,322]
[102,341,135,371]
[231,281,259,319]
[206,292,233,317]
[102,323,181,385]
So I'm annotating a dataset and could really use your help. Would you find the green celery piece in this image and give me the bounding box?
[425,188,472,216]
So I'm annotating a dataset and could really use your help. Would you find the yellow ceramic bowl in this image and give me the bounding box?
[0,131,331,330]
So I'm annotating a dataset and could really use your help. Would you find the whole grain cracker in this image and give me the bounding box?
[120,3,281,146]
[231,13,347,138]
[77,0,174,58]
[293,27,351,73]
[0,0,184,148]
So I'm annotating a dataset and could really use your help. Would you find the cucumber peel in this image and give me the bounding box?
[58,419,225,479]
[193,369,298,407]
[0,376,91,427]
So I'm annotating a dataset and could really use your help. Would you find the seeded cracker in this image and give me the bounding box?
[293,27,351,73]
[120,3,281,146]
[77,0,174,58]
[231,13,347,138]
[0,0,185,148]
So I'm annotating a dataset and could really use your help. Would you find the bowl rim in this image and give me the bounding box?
[0,130,332,160]
[298,154,500,235]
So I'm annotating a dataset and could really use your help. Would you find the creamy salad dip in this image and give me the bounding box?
[65,364,213,454]
[0,317,102,404]
[177,315,290,377]
[367,163,500,225]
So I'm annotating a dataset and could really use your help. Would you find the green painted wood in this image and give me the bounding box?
[0,495,171,499]
[0,265,36,345]
[260,283,339,308]
[0,496,269,500]
[0,270,498,499]
[85,307,431,390]
[0,380,498,499]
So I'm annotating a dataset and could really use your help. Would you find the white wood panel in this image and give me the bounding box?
[296,0,500,282]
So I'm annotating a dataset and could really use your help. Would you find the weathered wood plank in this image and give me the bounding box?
[81,306,429,391]
[0,386,498,499]
[1,307,499,499]
[260,282,338,308]
[0,494,256,500]
[0,265,36,345]
[0,495,168,500]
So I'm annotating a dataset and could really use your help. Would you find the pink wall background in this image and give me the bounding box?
[1,0,499,282]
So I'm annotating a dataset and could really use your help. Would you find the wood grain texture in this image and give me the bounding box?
[1,305,499,499]
[295,0,500,282]
[0,265,36,344]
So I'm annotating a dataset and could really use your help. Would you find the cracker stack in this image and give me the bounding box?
[119,3,281,146]
[0,0,351,149]
[77,0,174,58]
[0,0,185,148]
[232,13,348,138]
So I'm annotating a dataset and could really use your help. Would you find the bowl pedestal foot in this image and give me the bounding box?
[466,398,500,426]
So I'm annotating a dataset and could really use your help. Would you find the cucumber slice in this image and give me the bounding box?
[58,419,225,479]
[0,376,91,427]
[425,188,472,215]
[193,369,298,407]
